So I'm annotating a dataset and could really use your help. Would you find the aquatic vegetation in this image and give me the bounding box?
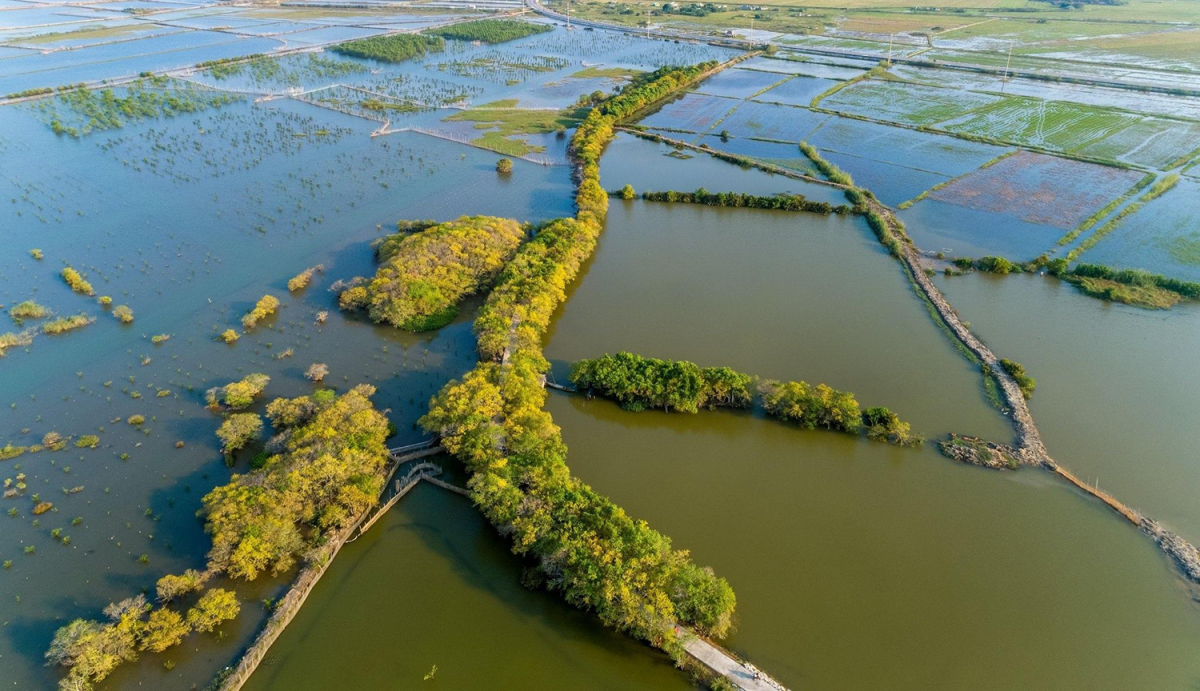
[97,296,112,308]
[74,435,99,449]
[111,305,134,324]
[434,53,570,84]
[127,415,145,425]
[445,99,582,156]
[219,329,239,344]
[0,330,35,354]
[206,373,270,410]
[29,249,43,260]
[287,266,322,293]
[331,34,444,63]
[999,359,1036,399]
[570,353,754,412]
[338,216,525,331]
[61,267,94,296]
[426,18,552,44]
[216,413,263,455]
[0,444,27,461]
[1062,263,1200,309]
[42,314,94,335]
[241,295,280,330]
[496,158,513,173]
[1069,173,1181,259]
[150,334,169,344]
[9,301,48,321]
[32,501,53,515]
[36,82,240,138]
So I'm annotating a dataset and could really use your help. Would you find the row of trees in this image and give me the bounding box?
[426,18,552,44]
[759,379,922,446]
[338,215,526,331]
[48,387,391,689]
[570,352,754,413]
[639,187,848,215]
[427,64,739,653]
[421,361,736,645]
[569,353,922,446]
[331,34,444,63]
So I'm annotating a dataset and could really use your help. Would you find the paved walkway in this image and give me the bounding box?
[678,627,789,691]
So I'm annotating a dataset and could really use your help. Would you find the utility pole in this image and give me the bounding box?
[1001,42,1013,92]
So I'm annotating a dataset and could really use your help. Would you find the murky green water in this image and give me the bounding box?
[243,481,691,691]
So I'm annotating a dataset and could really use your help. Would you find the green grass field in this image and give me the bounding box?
[941,98,1139,153]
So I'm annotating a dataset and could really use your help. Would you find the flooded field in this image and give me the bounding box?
[4,7,1200,691]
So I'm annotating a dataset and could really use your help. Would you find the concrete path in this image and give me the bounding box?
[678,627,789,691]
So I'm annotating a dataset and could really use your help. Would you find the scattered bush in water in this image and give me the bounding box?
[862,407,923,447]
[495,157,513,173]
[61,267,94,296]
[10,301,48,320]
[620,184,636,200]
[127,415,145,425]
[331,34,444,63]
[42,314,93,335]
[219,329,239,344]
[0,330,34,354]
[97,296,112,308]
[426,18,552,44]
[151,334,169,344]
[0,444,27,461]
[241,295,279,330]
[112,305,134,324]
[75,435,99,449]
[975,256,1018,275]
[999,359,1036,399]
[640,187,845,214]
[206,373,269,410]
[39,82,239,138]
[155,569,206,603]
[305,363,328,382]
[286,265,323,292]
[29,249,43,260]
[339,216,525,331]
[203,385,388,579]
[570,353,754,412]
[216,413,263,455]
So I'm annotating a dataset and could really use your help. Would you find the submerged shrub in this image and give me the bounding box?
[112,305,134,324]
[10,301,48,320]
[42,314,93,335]
[241,295,279,330]
[61,267,94,296]
[206,373,269,410]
